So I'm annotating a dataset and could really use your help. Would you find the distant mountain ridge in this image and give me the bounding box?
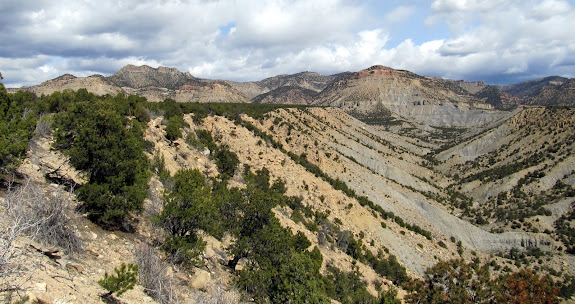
[252,86,318,105]
[500,76,570,99]
[312,65,515,128]
[426,75,574,109]
[7,64,574,110]
[223,71,349,100]
[108,64,197,90]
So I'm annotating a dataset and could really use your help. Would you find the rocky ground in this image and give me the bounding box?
[2,104,575,303]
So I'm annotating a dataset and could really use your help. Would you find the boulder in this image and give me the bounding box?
[189,268,211,290]
[234,258,249,272]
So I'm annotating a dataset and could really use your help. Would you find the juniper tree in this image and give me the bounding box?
[98,263,139,298]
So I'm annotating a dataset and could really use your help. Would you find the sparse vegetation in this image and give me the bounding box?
[135,243,179,304]
[2,86,575,303]
[1,180,83,302]
[234,118,434,240]
[4,180,83,254]
[1,185,38,301]
[555,206,575,254]
[406,259,559,303]
[98,262,139,298]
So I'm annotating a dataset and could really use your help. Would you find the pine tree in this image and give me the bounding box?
[98,263,139,298]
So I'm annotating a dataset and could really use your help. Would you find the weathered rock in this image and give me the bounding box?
[34,282,47,292]
[234,258,249,272]
[189,268,211,290]
[225,71,342,100]
[10,64,249,104]
[66,263,85,274]
[313,65,511,128]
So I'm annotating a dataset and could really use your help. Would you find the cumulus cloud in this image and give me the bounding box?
[1,0,574,87]
[0,0,368,85]
[422,0,575,82]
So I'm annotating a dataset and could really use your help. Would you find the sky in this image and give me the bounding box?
[1,0,575,87]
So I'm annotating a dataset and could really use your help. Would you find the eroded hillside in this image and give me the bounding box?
[2,84,574,303]
[438,107,575,238]
[313,65,513,128]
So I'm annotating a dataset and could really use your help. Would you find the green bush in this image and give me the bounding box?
[53,97,149,230]
[165,118,183,141]
[195,129,217,151]
[155,169,219,263]
[0,85,44,174]
[213,145,239,179]
[98,263,139,297]
[134,104,151,123]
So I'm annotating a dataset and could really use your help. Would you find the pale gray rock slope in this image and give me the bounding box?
[346,112,552,251]
[337,146,552,252]
[314,65,514,128]
[387,103,512,127]
[268,108,554,275]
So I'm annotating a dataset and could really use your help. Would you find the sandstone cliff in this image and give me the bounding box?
[313,65,509,128]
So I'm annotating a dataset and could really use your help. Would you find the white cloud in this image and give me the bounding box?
[430,0,509,14]
[0,56,60,87]
[530,0,573,19]
[419,0,575,81]
[1,0,575,87]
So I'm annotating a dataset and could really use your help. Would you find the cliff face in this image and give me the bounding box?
[225,71,345,100]
[313,65,507,128]
[7,64,574,122]
[10,65,250,103]
[425,76,488,95]
[106,65,250,103]
[10,64,572,109]
[474,85,523,110]
[107,64,196,90]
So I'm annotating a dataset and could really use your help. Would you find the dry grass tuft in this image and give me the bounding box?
[135,243,180,304]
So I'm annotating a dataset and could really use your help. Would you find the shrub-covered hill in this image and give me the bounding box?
[1,86,572,303]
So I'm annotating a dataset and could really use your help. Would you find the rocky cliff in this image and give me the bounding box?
[313,65,508,128]
[107,64,196,90]
[225,71,346,100]
[11,65,249,103]
[9,64,573,110]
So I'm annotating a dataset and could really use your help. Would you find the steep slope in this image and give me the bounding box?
[256,108,552,255]
[4,97,574,302]
[313,65,510,128]
[2,128,242,304]
[501,76,570,99]
[437,107,575,238]
[11,65,250,103]
[526,79,575,106]
[474,85,523,110]
[252,86,318,104]
[225,71,347,100]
